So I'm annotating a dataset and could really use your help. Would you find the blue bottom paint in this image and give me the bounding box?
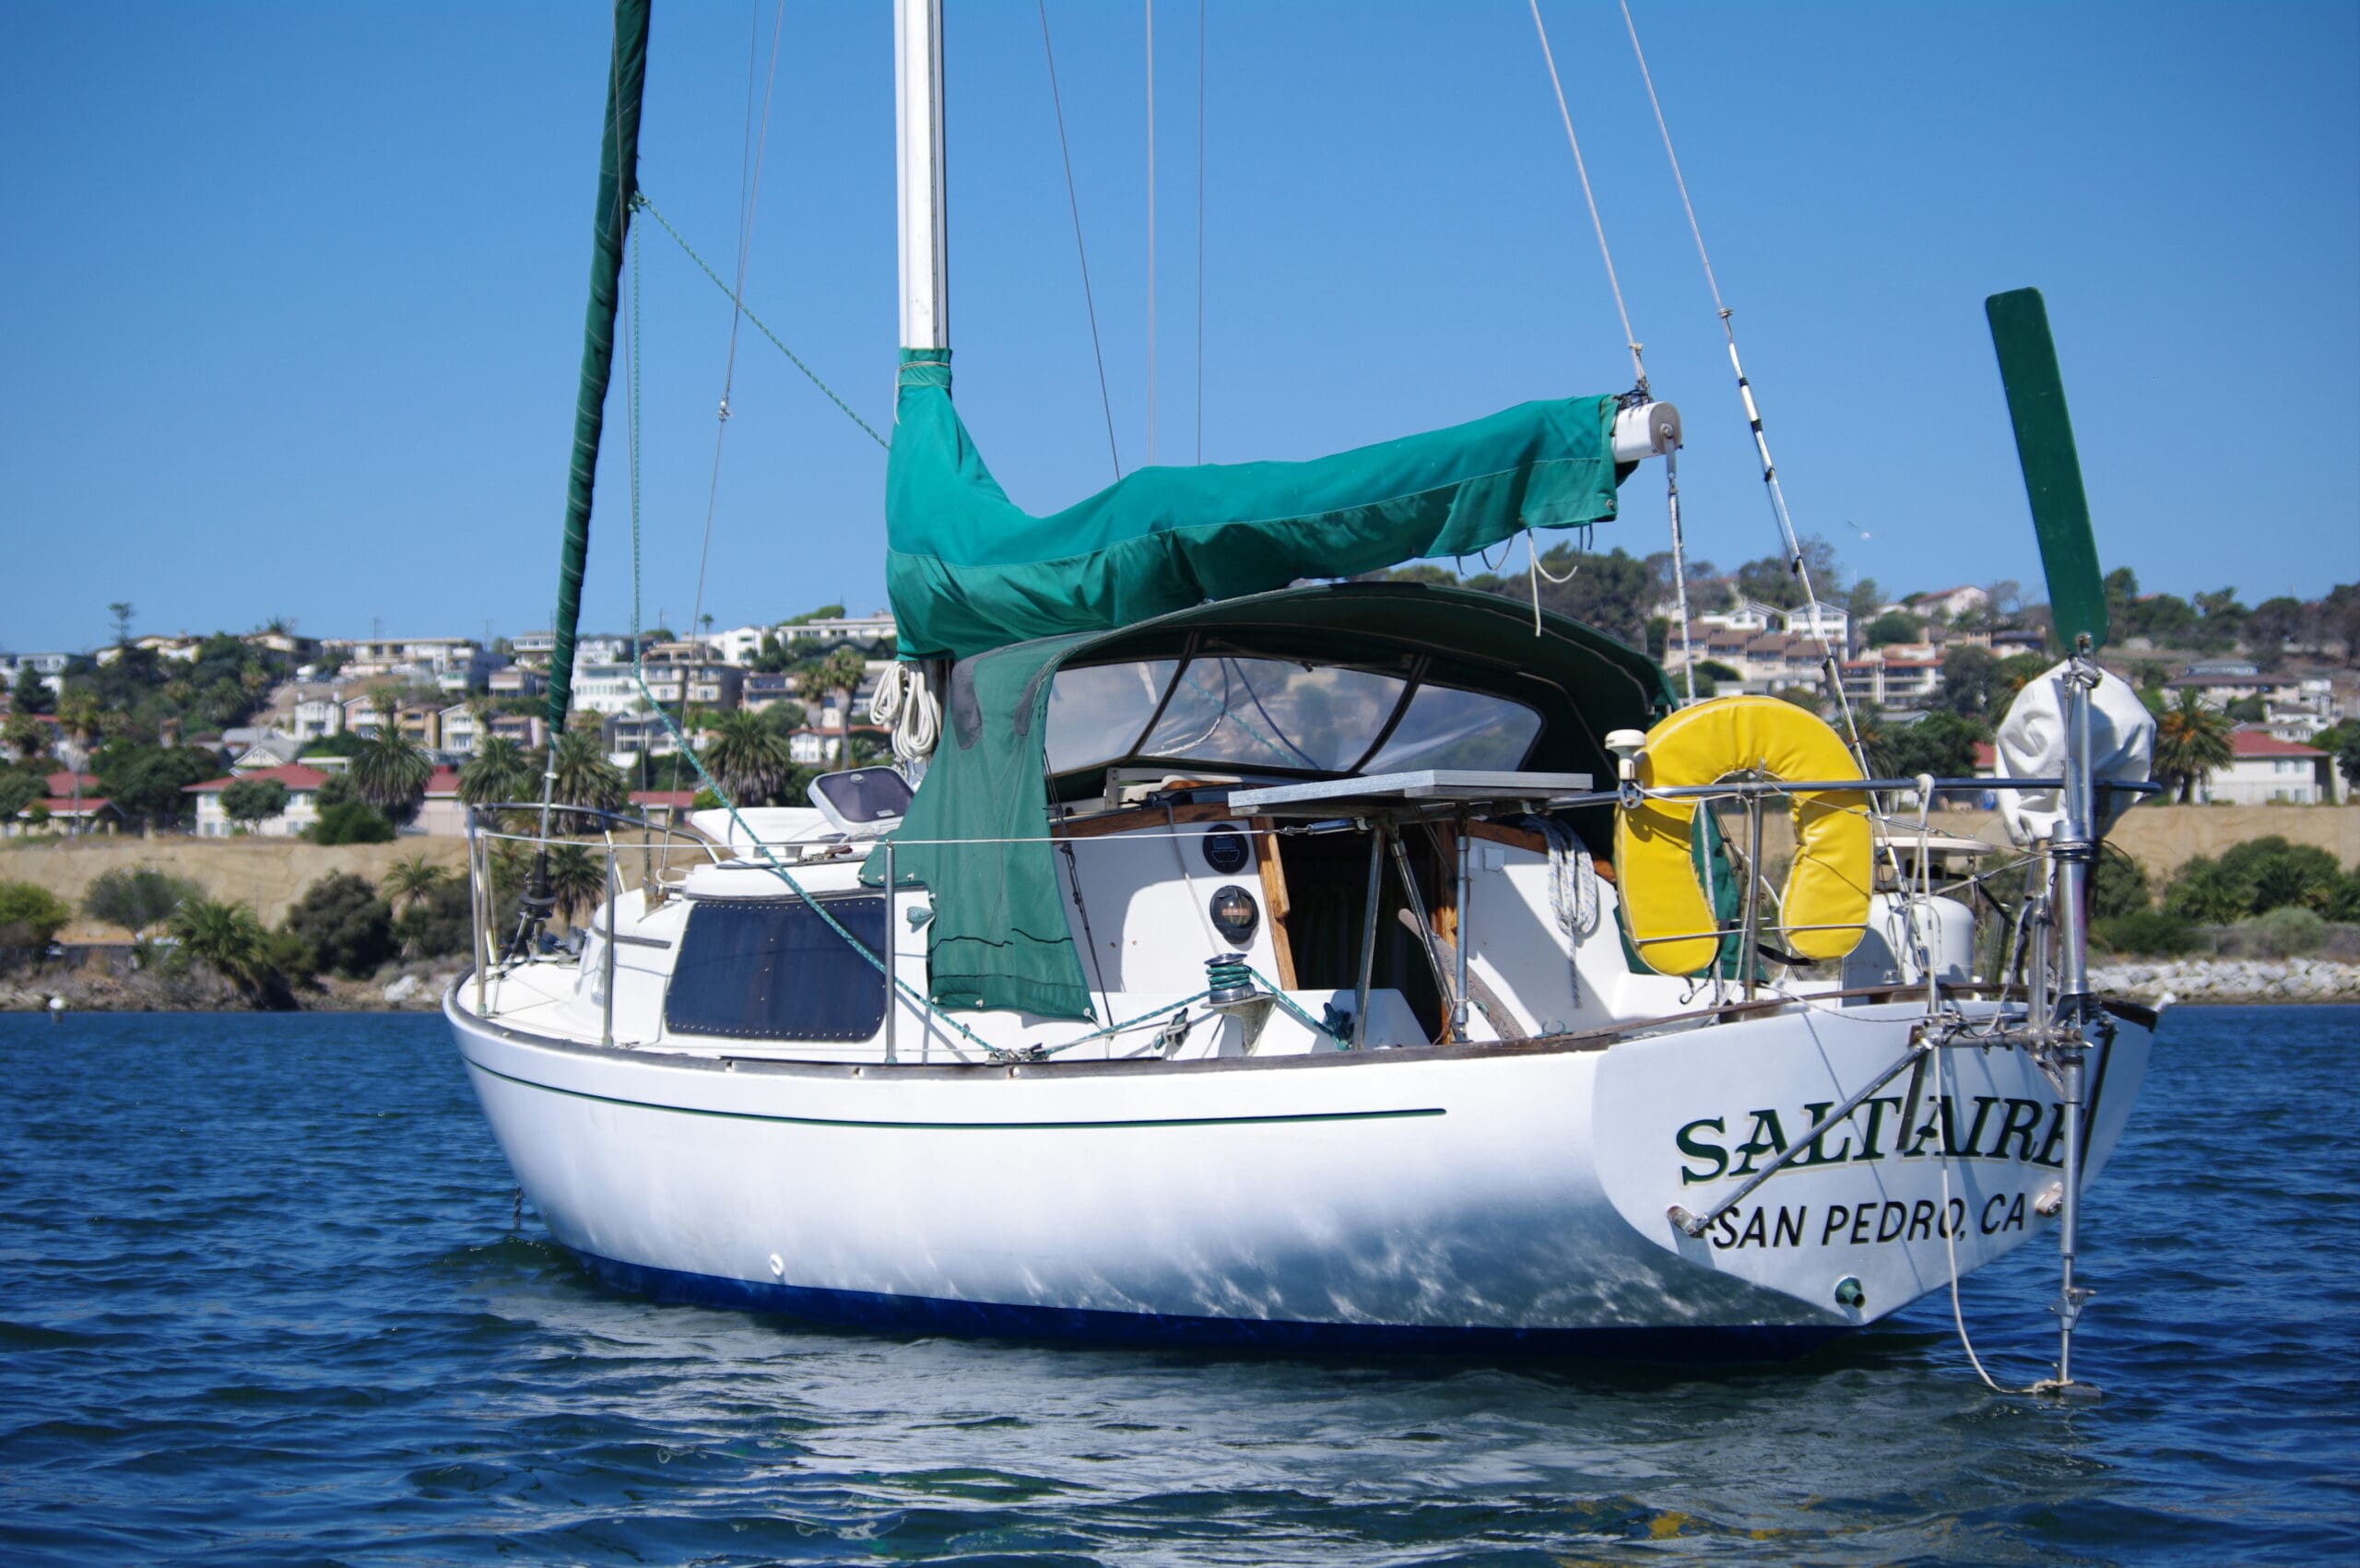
[570,1249,1849,1363]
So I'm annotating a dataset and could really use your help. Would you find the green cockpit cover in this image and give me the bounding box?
[885,349,1627,661]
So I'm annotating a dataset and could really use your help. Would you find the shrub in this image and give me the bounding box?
[0,879,73,949]
[0,770,43,822]
[2241,905,2327,960]
[307,800,395,844]
[2168,837,2354,923]
[2091,850,2150,920]
[82,867,204,939]
[2095,907,2200,957]
[282,872,396,978]
[395,878,479,959]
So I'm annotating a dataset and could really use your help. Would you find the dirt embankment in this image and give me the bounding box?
[1745,805,2359,878]
[3,835,471,938]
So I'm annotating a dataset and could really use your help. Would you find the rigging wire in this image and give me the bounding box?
[1144,0,1159,465]
[1665,448,1696,702]
[687,0,787,709]
[1195,0,1205,464]
[635,195,890,449]
[1612,0,1921,931]
[1036,0,1123,479]
[1613,0,1864,751]
[1527,0,1645,394]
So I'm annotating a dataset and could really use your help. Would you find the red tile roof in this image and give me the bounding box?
[45,771,98,795]
[183,763,332,794]
[630,789,697,808]
[424,767,462,797]
[32,797,112,817]
[2229,730,2324,759]
[1973,742,1997,769]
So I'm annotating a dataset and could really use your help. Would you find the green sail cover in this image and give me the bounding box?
[885,350,1627,661]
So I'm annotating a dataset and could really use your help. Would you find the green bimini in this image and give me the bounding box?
[876,582,1679,1021]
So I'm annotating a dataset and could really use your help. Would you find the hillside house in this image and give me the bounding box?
[185,763,331,838]
[2195,729,2337,807]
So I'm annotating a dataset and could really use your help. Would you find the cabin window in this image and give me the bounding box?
[1140,658,1409,772]
[1046,659,1179,772]
[666,897,888,1042]
[1044,654,1543,778]
[1363,685,1542,772]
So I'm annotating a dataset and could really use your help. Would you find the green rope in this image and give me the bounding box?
[631,192,891,450]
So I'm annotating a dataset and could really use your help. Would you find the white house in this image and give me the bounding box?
[487,666,547,699]
[510,631,643,670]
[0,651,70,700]
[438,704,480,759]
[282,685,348,742]
[1838,651,1941,711]
[2194,729,2335,806]
[184,763,331,839]
[326,636,496,690]
[415,767,468,835]
[777,612,896,646]
[1907,585,1989,622]
[708,624,776,666]
[1782,599,1851,649]
[572,664,652,717]
[1696,597,1785,634]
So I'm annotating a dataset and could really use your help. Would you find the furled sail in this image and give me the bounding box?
[885,351,1629,661]
[544,0,650,733]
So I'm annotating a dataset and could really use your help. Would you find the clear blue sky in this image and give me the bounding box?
[4,2,2354,654]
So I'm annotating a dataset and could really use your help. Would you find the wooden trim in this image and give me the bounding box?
[1250,815,1297,988]
[1467,820,1547,855]
[1055,799,1244,841]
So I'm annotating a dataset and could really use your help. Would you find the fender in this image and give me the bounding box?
[1614,696,1872,975]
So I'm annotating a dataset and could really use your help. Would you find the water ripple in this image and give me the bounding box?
[0,1008,2354,1564]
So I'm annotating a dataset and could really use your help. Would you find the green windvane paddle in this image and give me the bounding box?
[1986,288,2109,651]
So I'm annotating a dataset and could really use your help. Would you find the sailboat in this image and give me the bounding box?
[448,0,2158,1378]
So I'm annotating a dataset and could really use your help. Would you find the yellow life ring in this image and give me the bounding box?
[1612,695,1873,976]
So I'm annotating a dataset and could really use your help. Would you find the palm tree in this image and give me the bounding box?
[549,730,626,831]
[168,896,286,1007]
[702,708,793,805]
[382,854,448,915]
[460,736,537,808]
[54,692,103,836]
[2154,689,2236,804]
[818,646,869,764]
[545,843,608,929]
[352,711,433,823]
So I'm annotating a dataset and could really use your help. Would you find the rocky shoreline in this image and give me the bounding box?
[2089,957,2360,1006]
[0,965,464,1014]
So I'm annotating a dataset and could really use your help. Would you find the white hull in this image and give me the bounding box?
[449,981,2149,1356]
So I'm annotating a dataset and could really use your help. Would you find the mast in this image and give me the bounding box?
[896,0,949,354]
[544,0,650,739]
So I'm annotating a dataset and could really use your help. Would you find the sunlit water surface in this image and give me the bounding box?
[1,1006,2353,1565]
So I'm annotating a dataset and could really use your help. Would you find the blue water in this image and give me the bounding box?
[2,1008,2354,1566]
